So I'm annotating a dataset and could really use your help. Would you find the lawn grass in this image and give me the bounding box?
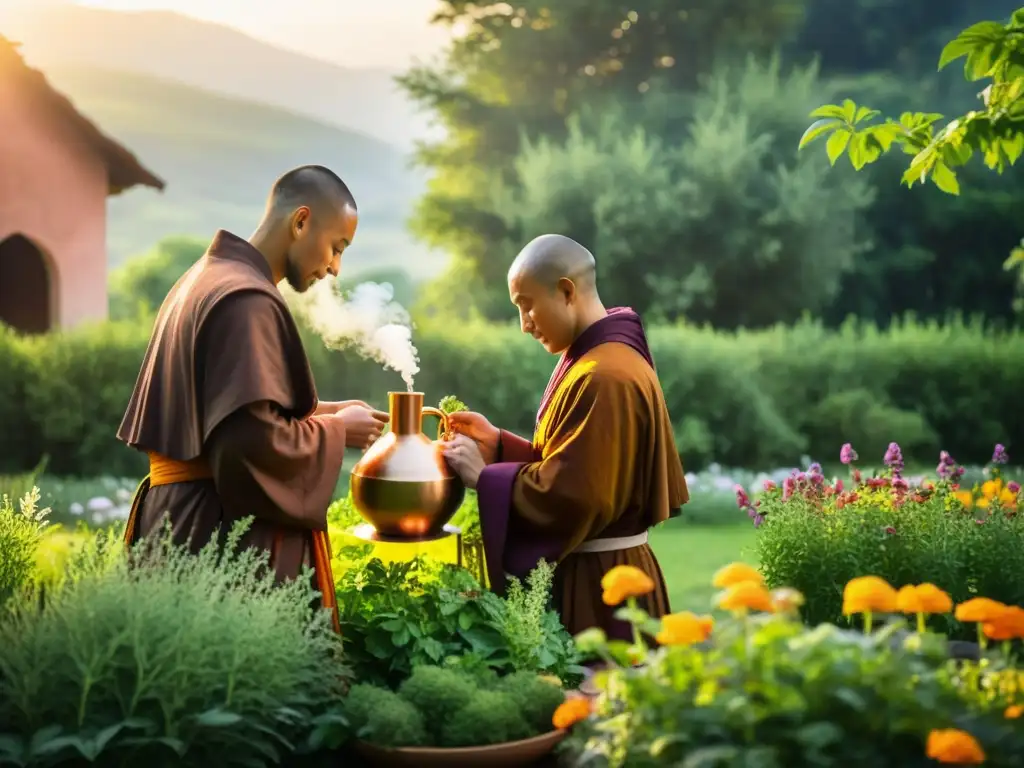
[650,520,761,612]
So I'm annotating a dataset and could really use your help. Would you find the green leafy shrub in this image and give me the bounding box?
[0,519,346,767]
[0,486,50,608]
[2,314,1023,476]
[751,441,1024,636]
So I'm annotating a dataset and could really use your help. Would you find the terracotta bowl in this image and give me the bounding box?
[353,728,568,767]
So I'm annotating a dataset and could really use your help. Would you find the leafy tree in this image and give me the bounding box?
[420,58,874,327]
[799,8,1024,311]
[108,236,207,320]
[398,1,806,300]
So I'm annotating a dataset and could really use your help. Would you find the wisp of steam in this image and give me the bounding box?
[281,278,420,391]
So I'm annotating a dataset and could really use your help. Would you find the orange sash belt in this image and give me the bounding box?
[123,452,341,635]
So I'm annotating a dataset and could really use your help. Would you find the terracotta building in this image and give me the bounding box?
[0,36,163,334]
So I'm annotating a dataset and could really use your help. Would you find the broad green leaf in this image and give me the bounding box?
[854,105,880,124]
[826,129,851,165]
[868,122,904,152]
[798,118,841,149]
[965,43,999,81]
[1002,132,1024,165]
[846,132,868,170]
[195,708,244,727]
[931,162,960,195]
[842,99,858,122]
[809,104,847,121]
[938,37,977,70]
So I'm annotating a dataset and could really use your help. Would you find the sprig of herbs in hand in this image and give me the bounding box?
[438,395,468,415]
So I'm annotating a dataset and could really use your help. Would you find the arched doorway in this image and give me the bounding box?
[0,234,55,334]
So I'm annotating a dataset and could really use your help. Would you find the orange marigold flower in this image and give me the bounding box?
[600,565,655,606]
[711,562,764,588]
[999,487,1017,506]
[1005,704,1024,719]
[656,611,713,646]
[955,597,1008,624]
[552,696,592,730]
[982,605,1024,641]
[842,576,898,615]
[716,581,775,613]
[896,583,953,615]
[925,728,985,764]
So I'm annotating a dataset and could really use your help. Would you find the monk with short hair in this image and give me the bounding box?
[118,164,389,632]
[443,234,688,641]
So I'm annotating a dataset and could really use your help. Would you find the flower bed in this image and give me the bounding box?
[561,563,1024,766]
[746,442,1023,637]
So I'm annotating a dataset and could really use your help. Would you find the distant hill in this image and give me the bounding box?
[3,2,439,149]
[40,65,443,277]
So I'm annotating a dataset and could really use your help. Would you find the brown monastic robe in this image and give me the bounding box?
[477,308,688,641]
[117,230,346,627]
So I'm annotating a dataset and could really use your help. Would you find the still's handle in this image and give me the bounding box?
[421,406,451,441]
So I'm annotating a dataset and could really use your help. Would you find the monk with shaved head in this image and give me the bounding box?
[444,234,688,643]
[118,165,389,632]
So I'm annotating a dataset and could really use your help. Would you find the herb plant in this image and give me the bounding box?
[0,519,346,767]
[334,548,581,689]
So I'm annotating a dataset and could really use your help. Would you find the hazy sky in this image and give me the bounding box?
[75,0,453,69]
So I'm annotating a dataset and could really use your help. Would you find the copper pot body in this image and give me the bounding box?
[349,391,465,540]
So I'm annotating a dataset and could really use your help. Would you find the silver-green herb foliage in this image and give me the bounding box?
[0,518,347,766]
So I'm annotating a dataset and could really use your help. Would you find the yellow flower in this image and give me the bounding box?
[976,496,991,510]
[999,487,1017,506]
[953,489,974,508]
[1005,704,1024,719]
[600,565,655,606]
[552,696,591,730]
[711,562,764,588]
[954,597,1008,624]
[716,581,775,613]
[842,576,898,616]
[982,478,1003,499]
[656,611,713,646]
[896,583,953,615]
[925,728,985,764]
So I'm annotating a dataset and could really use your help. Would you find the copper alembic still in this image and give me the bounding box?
[348,391,466,542]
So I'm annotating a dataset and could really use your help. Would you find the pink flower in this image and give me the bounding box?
[840,443,858,464]
[735,485,751,510]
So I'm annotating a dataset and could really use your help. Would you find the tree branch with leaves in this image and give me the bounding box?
[799,8,1024,311]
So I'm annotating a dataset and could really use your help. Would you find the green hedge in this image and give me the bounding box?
[0,316,1021,477]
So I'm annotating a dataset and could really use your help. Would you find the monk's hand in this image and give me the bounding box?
[442,434,486,489]
[445,411,500,464]
[336,403,389,450]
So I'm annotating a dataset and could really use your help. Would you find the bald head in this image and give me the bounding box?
[268,164,357,219]
[508,234,597,294]
[507,234,606,356]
